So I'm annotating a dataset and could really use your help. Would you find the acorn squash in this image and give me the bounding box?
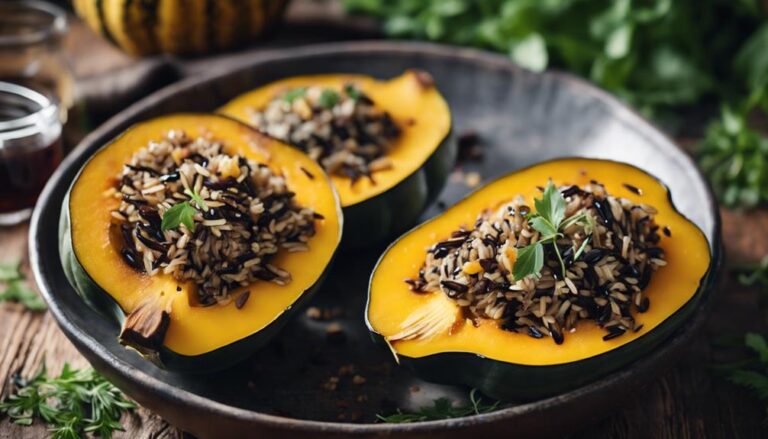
[59,114,342,371]
[366,158,714,400]
[219,70,455,248]
[72,0,289,56]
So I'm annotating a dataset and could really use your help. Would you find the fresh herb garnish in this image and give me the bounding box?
[0,260,22,281]
[1,280,47,312]
[735,255,768,288]
[342,0,766,115]
[697,105,768,209]
[282,87,307,103]
[512,243,544,281]
[184,187,209,211]
[319,89,341,108]
[376,389,499,423]
[513,181,592,280]
[343,0,768,211]
[0,260,46,312]
[161,201,196,232]
[712,333,768,415]
[0,363,136,439]
[343,83,361,100]
[161,187,208,232]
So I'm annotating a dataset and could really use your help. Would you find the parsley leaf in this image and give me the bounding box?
[377,389,499,423]
[282,87,307,103]
[512,181,598,280]
[161,201,197,231]
[513,243,544,280]
[161,187,208,231]
[0,363,135,438]
[528,215,558,239]
[530,180,565,237]
[319,89,341,108]
[184,187,209,211]
[343,0,765,114]
[698,105,768,208]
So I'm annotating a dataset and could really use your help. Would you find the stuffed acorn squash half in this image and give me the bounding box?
[220,70,454,248]
[367,158,714,400]
[60,114,342,372]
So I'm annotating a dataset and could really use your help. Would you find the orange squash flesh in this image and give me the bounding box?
[67,114,342,358]
[219,70,452,208]
[368,158,711,366]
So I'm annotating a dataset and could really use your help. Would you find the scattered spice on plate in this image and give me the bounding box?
[457,129,483,161]
[326,322,346,343]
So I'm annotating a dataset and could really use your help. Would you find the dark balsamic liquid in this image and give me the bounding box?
[0,136,62,213]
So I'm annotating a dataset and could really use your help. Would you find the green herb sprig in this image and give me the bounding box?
[161,187,208,232]
[282,87,307,103]
[712,333,768,415]
[513,181,593,280]
[0,363,136,439]
[319,89,341,108]
[697,105,768,209]
[343,0,767,116]
[0,260,46,312]
[735,255,768,289]
[344,0,768,209]
[161,202,196,231]
[343,84,362,101]
[376,389,499,423]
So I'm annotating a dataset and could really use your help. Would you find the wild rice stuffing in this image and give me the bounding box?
[110,130,319,305]
[407,181,667,344]
[248,83,400,183]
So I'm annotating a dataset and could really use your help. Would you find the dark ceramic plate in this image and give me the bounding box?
[30,42,721,438]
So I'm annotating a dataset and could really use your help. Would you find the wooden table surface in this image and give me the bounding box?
[2,2,767,438]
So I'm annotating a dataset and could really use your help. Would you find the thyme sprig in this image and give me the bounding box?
[0,260,46,312]
[376,389,499,423]
[0,363,136,439]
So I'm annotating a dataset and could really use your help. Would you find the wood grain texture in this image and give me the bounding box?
[0,225,185,439]
[2,1,767,438]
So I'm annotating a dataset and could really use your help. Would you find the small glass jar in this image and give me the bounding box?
[0,0,71,225]
[0,82,63,225]
[0,0,73,127]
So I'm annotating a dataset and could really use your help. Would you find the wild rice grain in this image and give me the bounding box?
[249,83,400,184]
[408,181,667,343]
[111,130,318,305]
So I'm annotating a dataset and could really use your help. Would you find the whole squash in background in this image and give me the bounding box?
[72,0,290,56]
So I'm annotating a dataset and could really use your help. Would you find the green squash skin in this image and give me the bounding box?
[58,124,344,373]
[59,190,341,373]
[365,159,720,401]
[369,267,715,401]
[342,129,456,249]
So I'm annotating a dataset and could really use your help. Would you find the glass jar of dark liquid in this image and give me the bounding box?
[0,82,62,225]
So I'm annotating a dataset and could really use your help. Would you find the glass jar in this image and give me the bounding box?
[0,82,63,225]
[0,0,74,126]
[0,0,72,225]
